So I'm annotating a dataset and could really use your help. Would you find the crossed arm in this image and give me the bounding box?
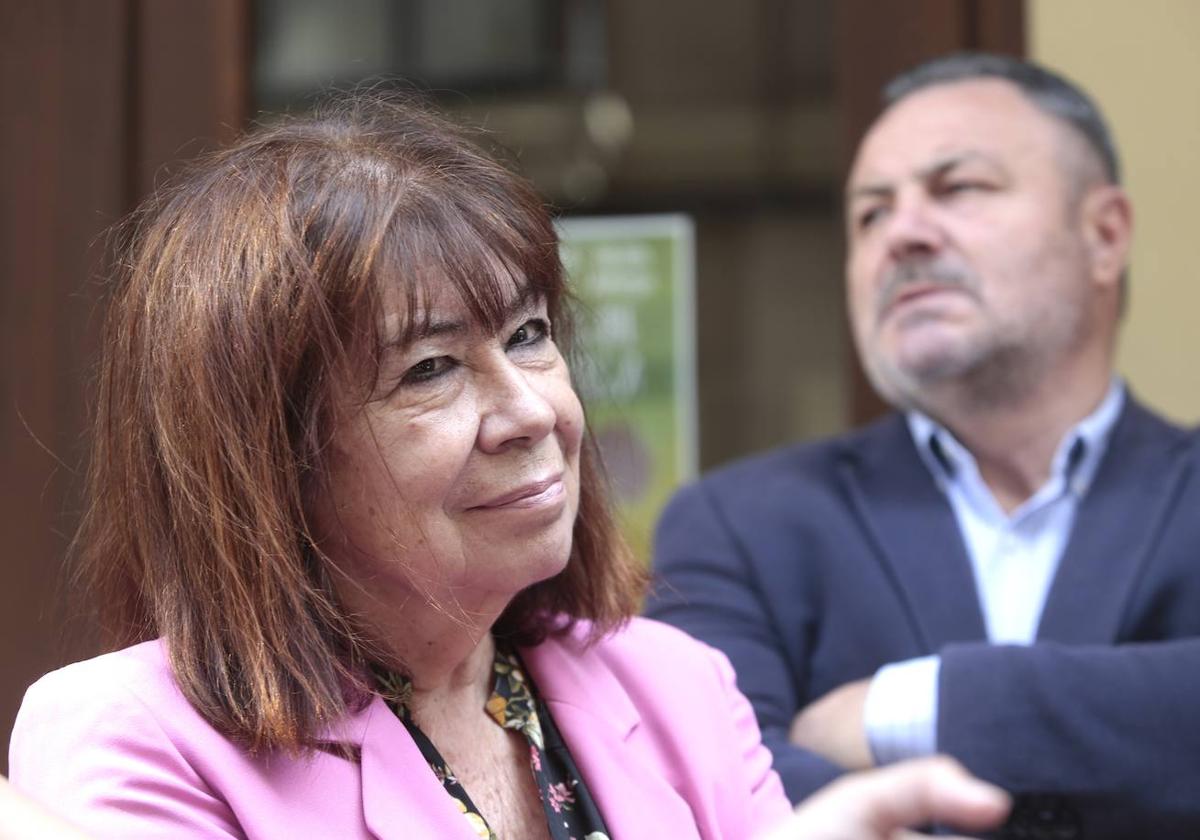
[649,476,1200,837]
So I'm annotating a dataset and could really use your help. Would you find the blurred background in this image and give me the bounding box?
[2,0,1198,772]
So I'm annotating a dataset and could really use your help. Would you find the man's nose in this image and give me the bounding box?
[476,358,557,453]
[883,193,945,261]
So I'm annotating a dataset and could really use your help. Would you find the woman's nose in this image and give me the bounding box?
[475,358,558,453]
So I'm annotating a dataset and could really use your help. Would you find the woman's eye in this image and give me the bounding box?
[506,318,550,350]
[401,356,455,385]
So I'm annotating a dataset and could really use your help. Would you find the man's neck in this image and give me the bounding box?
[924,367,1113,513]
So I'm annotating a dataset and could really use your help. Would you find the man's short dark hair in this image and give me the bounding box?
[883,52,1120,184]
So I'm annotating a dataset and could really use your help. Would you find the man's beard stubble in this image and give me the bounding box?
[861,255,1047,415]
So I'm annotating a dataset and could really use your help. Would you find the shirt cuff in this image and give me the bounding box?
[863,655,940,765]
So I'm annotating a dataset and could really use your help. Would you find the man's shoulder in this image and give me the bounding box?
[689,412,911,497]
[1115,393,1194,448]
[1092,394,1198,486]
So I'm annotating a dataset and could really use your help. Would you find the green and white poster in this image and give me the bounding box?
[558,215,697,565]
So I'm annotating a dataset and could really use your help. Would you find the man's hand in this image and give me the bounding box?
[789,678,873,770]
[759,756,1011,840]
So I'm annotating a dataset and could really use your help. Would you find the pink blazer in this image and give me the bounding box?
[9,618,790,839]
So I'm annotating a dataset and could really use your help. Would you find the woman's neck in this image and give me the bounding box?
[340,574,507,715]
[405,629,496,725]
[377,605,502,747]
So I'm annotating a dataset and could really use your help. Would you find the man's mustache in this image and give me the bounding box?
[875,259,979,322]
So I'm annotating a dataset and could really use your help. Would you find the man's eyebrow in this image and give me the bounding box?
[846,182,893,203]
[847,150,1005,202]
[915,150,1001,181]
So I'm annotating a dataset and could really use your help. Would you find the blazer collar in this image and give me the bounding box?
[838,413,988,649]
[339,697,481,840]
[346,631,680,840]
[520,628,639,739]
[520,630,702,839]
[1036,396,1193,642]
[839,399,1192,650]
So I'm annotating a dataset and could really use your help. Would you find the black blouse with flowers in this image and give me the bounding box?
[376,647,612,840]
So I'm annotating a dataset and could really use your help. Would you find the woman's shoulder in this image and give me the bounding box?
[579,614,723,648]
[11,643,262,837]
[11,638,208,768]
[543,616,736,691]
[592,615,718,654]
[22,639,178,709]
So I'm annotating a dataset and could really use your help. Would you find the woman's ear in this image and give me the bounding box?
[1080,184,1133,292]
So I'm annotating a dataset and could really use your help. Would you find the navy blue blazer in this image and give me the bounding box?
[646,398,1200,839]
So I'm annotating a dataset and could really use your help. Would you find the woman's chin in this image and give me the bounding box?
[486,534,575,599]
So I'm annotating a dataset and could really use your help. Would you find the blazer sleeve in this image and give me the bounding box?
[645,480,843,803]
[939,637,1200,838]
[703,640,795,837]
[9,662,244,840]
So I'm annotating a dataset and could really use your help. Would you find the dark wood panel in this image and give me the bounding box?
[136,0,250,195]
[972,0,1027,56]
[0,0,131,776]
[0,0,250,775]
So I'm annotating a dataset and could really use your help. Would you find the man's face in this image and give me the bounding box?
[845,78,1099,410]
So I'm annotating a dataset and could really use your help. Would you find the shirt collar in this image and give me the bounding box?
[906,378,1125,500]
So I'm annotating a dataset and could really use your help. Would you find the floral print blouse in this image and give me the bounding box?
[376,647,612,840]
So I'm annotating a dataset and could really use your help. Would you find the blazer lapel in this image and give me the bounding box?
[1037,400,1194,643]
[355,697,480,840]
[522,635,703,840]
[839,415,988,650]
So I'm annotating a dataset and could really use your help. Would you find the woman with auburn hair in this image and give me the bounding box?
[7,96,1008,840]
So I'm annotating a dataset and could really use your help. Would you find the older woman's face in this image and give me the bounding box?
[317,278,583,613]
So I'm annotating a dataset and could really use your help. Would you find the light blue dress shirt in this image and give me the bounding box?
[863,380,1125,765]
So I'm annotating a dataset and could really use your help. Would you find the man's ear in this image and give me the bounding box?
[1080,184,1133,292]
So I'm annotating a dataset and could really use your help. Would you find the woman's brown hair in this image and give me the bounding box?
[76,94,646,754]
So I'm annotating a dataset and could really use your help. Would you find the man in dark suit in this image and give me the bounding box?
[646,52,1200,839]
